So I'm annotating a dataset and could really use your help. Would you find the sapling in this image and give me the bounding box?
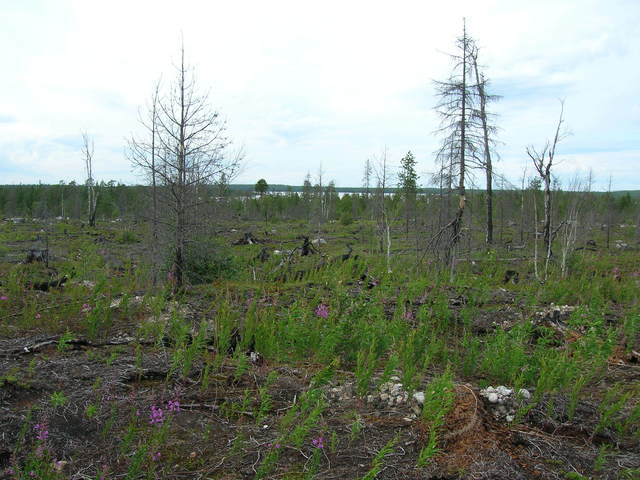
[355,339,377,396]
[361,432,400,480]
[417,367,454,465]
[256,371,278,423]
[50,391,68,408]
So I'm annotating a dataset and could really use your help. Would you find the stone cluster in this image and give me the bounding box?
[479,385,531,423]
[535,304,576,323]
[372,378,410,407]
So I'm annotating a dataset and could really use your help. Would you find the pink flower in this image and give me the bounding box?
[315,304,329,319]
[0,296,8,301]
[167,399,180,412]
[34,423,49,441]
[311,436,325,449]
[149,405,164,425]
[151,451,161,461]
[35,313,42,319]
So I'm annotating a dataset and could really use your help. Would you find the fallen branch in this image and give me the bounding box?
[0,335,154,358]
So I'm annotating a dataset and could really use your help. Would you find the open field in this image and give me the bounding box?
[0,217,638,480]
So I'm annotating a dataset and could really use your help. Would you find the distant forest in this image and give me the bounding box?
[0,183,637,242]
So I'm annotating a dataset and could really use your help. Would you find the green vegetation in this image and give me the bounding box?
[0,210,638,479]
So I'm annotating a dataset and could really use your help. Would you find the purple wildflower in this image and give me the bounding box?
[149,405,164,425]
[0,296,8,301]
[167,399,180,413]
[315,304,329,319]
[311,436,325,449]
[403,310,414,321]
[34,423,49,441]
[81,303,91,313]
[35,313,41,319]
[97,465,109,480]
[151,451,161,461]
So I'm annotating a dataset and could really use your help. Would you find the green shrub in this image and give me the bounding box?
[181,238,239,284]
[339,211,353,226]
[116,230,138,244]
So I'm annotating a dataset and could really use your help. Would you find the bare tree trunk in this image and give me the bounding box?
[527,101,566,279]
[520,168,527,245]
[533,189,540,281]
[448,23,468,267]
[606,176,612,250]
[82,132,98,227]
[543,173,552,257]
[151,82,160,286]
[174,46,188,293]
[471,54,494,245]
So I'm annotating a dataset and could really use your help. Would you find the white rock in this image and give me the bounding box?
[505,414,514,422]
[366,395,375,404]
[488,392,499,403]
[390,375,401,382]
[412,392,425,404]
[390,383,403,396]
[496,386,513,396]
[517,388,531,400]
[380,393,390,403]
[395,395,404,405]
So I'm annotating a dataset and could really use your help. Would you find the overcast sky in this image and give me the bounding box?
[1,0,639,190]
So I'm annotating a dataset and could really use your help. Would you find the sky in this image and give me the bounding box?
[0,0,639,191]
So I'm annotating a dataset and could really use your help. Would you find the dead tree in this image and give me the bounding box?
[373,148,393,273]
[128,80,162,285]
[81,133,98,227]
[130,43,241,293]
[432,20,482,271]
[470,50,500,245]
[526,101,567,280]
[559,176,584,277]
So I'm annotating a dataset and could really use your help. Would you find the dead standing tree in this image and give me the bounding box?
[128,80,161,285]
[526,101,567,281]
[470,50,500,245]
[131,44,240,293]
[432,20,482,271]
[81,132,98,227]
[372,148,393,274]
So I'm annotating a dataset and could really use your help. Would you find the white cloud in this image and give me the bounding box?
[0,0,638,190]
